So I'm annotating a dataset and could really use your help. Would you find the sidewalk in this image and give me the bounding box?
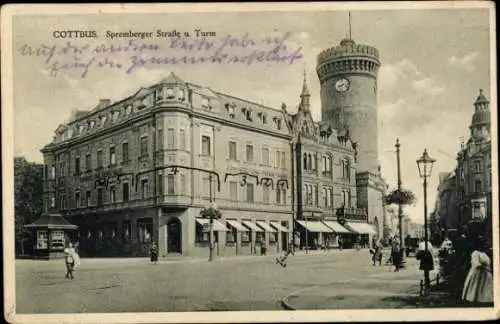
[281,259,444,310]
[15,248,361,266]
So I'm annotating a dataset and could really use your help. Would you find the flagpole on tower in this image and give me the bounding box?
[349,11,352,40]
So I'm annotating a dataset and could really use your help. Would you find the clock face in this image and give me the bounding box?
[335,78,350,92]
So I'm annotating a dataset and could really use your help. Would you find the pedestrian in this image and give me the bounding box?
[371,240,383,266]
[391,236,402,272]
[260,239,267,256]
[63,242,79,280]
[461,237,493,306]
[150,242,158,265]
[338,237,343,251]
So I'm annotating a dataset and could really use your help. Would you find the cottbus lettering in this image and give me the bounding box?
[53,30,97,39]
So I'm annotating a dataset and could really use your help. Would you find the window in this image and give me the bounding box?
[158,174,164,195]
[50,194,56,208]
[141,179,149,199]
[262,114,267,124]
[86,190,91,206]
[75,191,81,208]
[263,185,270,203]
[36,230,48,249]
[246,144,254,162]
[228,181,238,201]
[59,161,64,177]
[109,147,116,165]
[226,222,236,243]
[281,152,286,169]
[123,220,131,240]
[97,188,103,206]
[474,161,481,172]
[178,89,185,101]
[51,230,65,250]
[109,186,116,203]
[180,174,186,195]
[313,155,317,171]
[228,141,237,160]
[166,88,175,99]
[203,178,211,198]
[343,159,351,180]
[158,129,164,149]
[122,182,129,202]
[246,109,253,121]
[167,128,175,149]
[140,136,148,157]
[75,157,81,174]
[201,135,211,156]
[97,150,103,168]
[246,183,254,203]
[262,148,269,166]
[122,142,129,162]
[167,174,175,195]
[275,151,280,168]
[303,154,308,170]
[195,221,210,243]
[342,190,349,207]
[59,193,66,210]
[124,105,132,117]
[276,119,282,130]
[50,165,55,179]
[475,180,482,193]
[202,97,210,109]
[112,111,120,123]
[86,153,92,171]
[137,218,153,243]
[180,129,186,150]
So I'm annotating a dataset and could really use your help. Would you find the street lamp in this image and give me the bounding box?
[416,148,436,289]
[200,198,222,262]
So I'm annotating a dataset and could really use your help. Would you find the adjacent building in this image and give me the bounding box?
[433,90,493,242]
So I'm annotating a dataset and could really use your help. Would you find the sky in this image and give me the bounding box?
[10,6,493,224]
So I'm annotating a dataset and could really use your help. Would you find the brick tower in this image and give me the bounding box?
[316,33,387,240]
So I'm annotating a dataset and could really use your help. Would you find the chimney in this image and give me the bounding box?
[97,99,111,110]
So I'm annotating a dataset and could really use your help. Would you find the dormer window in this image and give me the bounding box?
[262,113,267,124]
[124,105,132,117]
[112,110,120,123]
[226,103,235,118]
[166,88,175,99]
[202,97,210,110]
[178,89,185,101]
[78,125,85,134]
[246,109,253,121]
[155,88,163,101]
[100,115,107,126]
[273,117,282,130]
[67,128,74,138]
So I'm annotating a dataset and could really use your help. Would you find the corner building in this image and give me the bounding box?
[41,73,294,258]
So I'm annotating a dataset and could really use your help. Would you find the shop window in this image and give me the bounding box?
[123,220,131,240]
[36,230,48,249]
[195,221,209,243]
[270,232,277,243]
[226,222,236,243]
[256,231,265,243]
[137,218,153,243]
[241,231,250,243]
[51,230,65,251]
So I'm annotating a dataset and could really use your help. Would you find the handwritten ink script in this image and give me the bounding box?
[17,31,304,78]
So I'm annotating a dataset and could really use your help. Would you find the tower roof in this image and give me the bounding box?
[474,89,489,105]
[471,89,490,127]
[161,72,186,85]
[300,70,310,97]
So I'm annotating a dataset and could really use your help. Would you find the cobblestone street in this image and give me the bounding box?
[16,249,438,313]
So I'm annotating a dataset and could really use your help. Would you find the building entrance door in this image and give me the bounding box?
[167,218,182,254]
[281,232,288,251]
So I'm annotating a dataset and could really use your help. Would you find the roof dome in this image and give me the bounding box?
[474,89,489,105]
[471,109,490,126]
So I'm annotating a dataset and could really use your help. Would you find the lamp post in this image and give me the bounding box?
[416,148,436,289]
[395,139,404,253]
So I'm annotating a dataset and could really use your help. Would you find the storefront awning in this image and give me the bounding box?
[226,219,249,232]
[242,220,264,232]
[345,222,377,235]
[322,221,351,233]
[195,218,228,232]
[296,220,334,233]
[256,221,277,232]
[270,221,291,232]
[24,213,78,230]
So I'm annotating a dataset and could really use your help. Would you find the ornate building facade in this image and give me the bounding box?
[433,90,493,242]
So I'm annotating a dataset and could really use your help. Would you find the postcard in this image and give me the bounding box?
[2,2,498,323]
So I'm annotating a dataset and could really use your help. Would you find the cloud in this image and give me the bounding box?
[447,52,479,72]
[412,77,444,95]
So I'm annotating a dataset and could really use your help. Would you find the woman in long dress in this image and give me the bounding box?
[461,238,493,305]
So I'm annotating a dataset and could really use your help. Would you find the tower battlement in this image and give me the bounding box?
[316,39,380,81]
